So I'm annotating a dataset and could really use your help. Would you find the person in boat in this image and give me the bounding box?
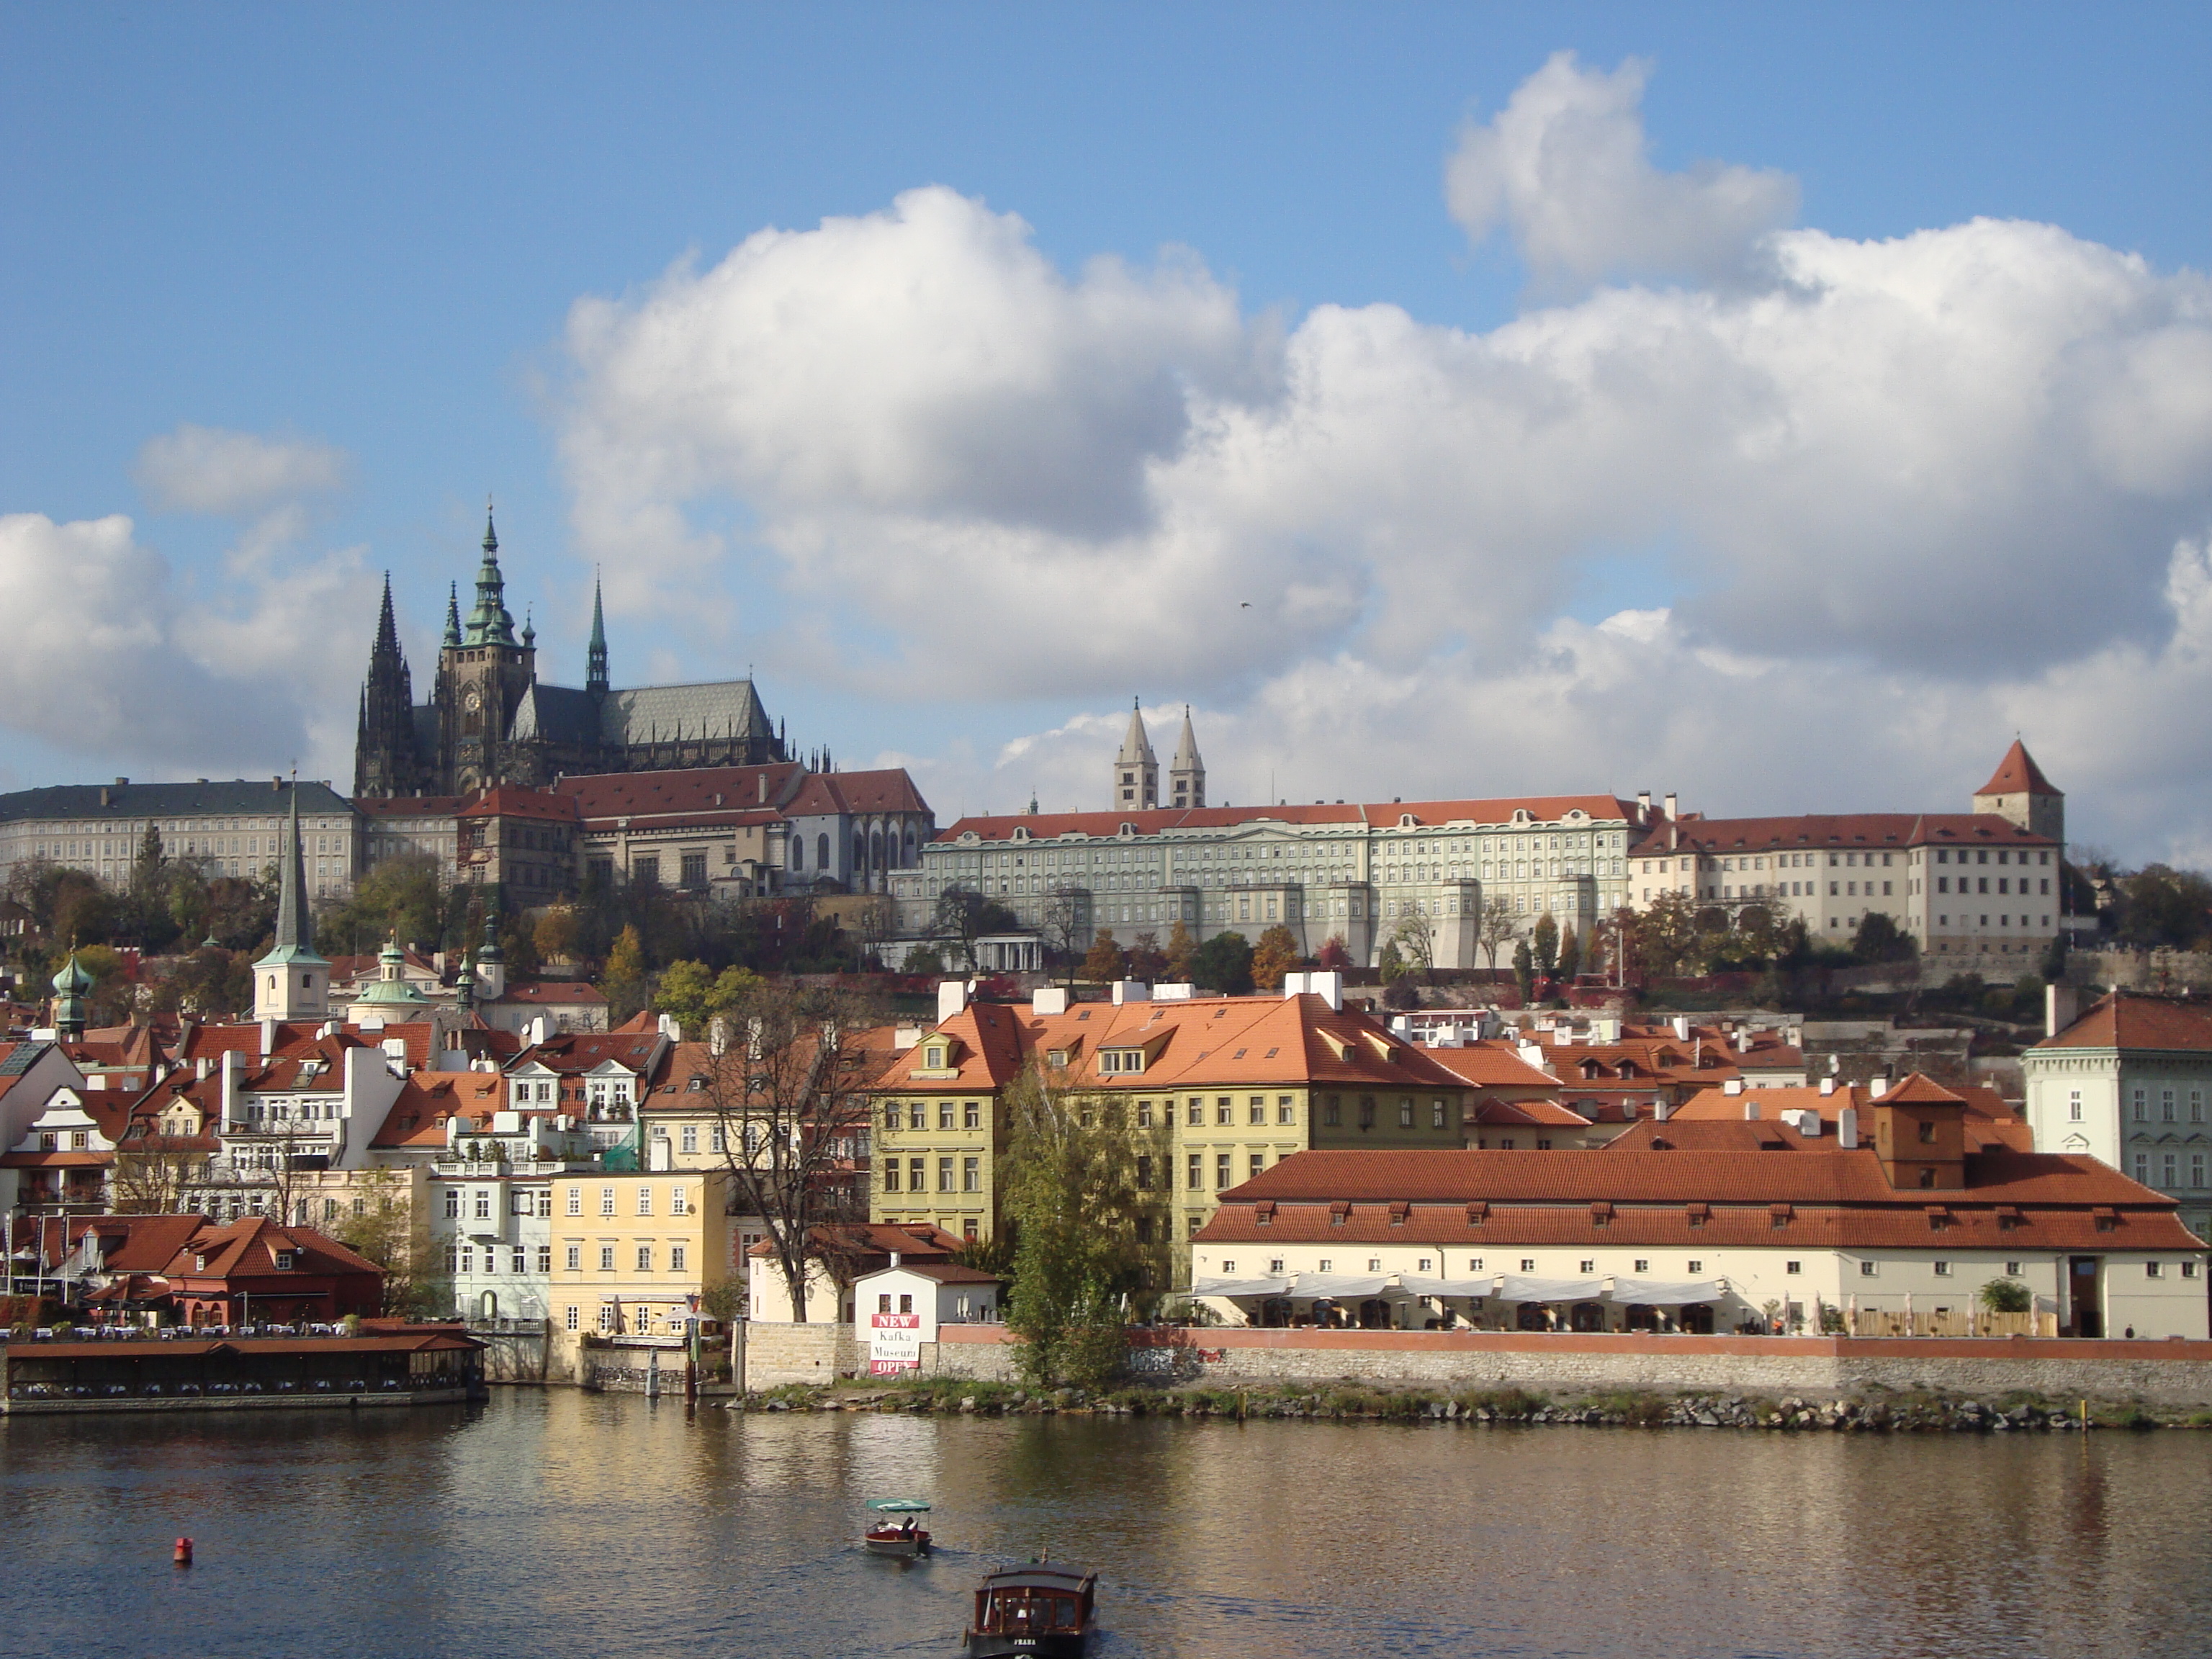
[900,1516,916,1537]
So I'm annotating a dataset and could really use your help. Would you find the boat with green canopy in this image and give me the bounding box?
[864,1498,932,1557]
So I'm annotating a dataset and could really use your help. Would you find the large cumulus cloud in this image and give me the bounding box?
[556,55,2212,861]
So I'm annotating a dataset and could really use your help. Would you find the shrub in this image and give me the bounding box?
[1977,1277,2033,1314]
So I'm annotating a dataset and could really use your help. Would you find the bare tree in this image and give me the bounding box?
[1390,909,1437,981]
[1478,895,1519,973]
[703,979,887,1322]
[1038,887,1092,983]
[850,894,900,969]
[109,1136,205,1214]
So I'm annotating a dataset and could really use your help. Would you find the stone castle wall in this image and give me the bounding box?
[917,1326,2212,1405]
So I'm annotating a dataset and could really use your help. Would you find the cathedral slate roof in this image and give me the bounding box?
[506,679,773,750]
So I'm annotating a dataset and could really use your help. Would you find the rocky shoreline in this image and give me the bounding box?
[733,1377,2203,1431]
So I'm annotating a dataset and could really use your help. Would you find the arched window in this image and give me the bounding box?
[817,833,830,871]
[855,833,867,872]
[790,838,803,872]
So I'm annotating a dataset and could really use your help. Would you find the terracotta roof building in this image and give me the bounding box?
[2026,992,2212,1244]
[1192,1076,2205,1340]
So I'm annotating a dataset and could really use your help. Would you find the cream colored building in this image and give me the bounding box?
[1625,742,2065,975]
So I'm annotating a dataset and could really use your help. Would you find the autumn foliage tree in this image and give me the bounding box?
[1249,925,1302,992]
[1082,928,1126,984]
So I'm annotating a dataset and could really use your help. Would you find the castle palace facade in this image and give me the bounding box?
[354,511,788,798]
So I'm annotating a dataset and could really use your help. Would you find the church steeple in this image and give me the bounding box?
[253,785,330,1022]
[1113,696,1159,811]
[354,572,421,798]
[442,582,462,648]
[1170,705,1205,809]
[586,575,609,697]
[464,502,518,647]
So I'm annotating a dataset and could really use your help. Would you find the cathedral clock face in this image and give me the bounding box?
[464,685,482,712]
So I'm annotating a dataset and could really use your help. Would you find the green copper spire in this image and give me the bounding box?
[585,573,609,696]
[442,581,462,648]
[464,501,518,648]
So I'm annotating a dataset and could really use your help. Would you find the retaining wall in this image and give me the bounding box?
[471,1327,549,1384]
[921,1326,2212,1405]
[742,1321,860,1388]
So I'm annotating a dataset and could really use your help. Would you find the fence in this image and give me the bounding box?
[1845,1309,2059,1339]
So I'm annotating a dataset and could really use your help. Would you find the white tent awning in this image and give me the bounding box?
[1398,1274,1498,1300]
[1609,1278,1726,1305]
[1287,1273,1392,1300]
[1189,1277,1292,1299]
[1496,1276,1606,1303]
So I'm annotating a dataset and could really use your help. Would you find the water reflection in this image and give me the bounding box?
[1,1394,2206,1658]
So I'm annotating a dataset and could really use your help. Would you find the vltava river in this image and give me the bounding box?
[3,1390,2207,1658]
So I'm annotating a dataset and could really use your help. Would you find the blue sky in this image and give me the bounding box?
[6,6,2212,857]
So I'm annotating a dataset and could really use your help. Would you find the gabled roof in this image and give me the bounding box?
[372,1071,507,1147]
[782,768,930,817]
[508,1031,663,1076]
[487,981,608,1007]
[556,763,806,824]
[161,1217,385,1281]
[2036,994,2212,1054]
[1413,1043,1560,1091]
[1977,739,2060,799]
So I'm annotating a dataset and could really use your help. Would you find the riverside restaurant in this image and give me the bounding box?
[1,1327,485,1413]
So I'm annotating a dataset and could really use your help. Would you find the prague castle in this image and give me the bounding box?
[354,510,788,798]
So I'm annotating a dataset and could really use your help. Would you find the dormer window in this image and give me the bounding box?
[1098,1048,1146,1075]
[274,1251,296,1271]
[925,1045,948,1069]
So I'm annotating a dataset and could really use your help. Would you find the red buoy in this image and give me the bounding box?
[174,1537,193,1567]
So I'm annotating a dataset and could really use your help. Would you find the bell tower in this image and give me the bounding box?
[437,503,538,794]
[1113,698,1158,811]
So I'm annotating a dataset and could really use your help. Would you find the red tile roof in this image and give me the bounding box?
[158,1216,385,1280]
[1629,812,2053,859]
[2036,994,2212,1053]
[372,1071,507,1147]
[457,786,580,823]
[557,764,806,827]
[784,769,930,817]
[509,1032,664,1075]
[1416,1044,1559,1090]
[935,795,1635,844]
[490,981,607,1007]
[1977,739,2060,799]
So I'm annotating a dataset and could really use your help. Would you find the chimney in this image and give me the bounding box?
[1723,1078,1743,1096]
[892,1024,922,1052]
[1741,1096,1758,1118]
[1819,1076,1835,1096]
[1303,971,1343,1012]
[1281,971,1306,998]
[758,773,768,804]
[1653,1099,1672,1123]
[1672,1015,1691,1041]
[2046,983,2080,1039]
[261,1017,278,1056]
[889,1251,902,1270]
[1636,791,1651,824]
[937,979,968,1022]
[1870,1076,1889,1100]
[1836,1105,1858,1148]
[1663,792,1678,821]
[220,1049,240,1128]
[1111,980,1152,1005]
[195,1056,210,1082]
[1032,986,1069,1017]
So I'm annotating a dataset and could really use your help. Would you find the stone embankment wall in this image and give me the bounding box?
[472,1327,549,1383]
[742,1321,860,1388]
[2067,949,2212,992]
[916,1327,2212,1406]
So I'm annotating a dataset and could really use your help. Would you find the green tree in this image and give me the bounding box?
[1977,1276,2032,1314]
[1635,891,1698,976]
[315,854,449,957]
[601,925,651,1022]
[998,1070,1164,1389]
[2115,864,2212,951]
[902,944,945,976]
[1082,928,1126,984]
[1189,931,1253,995]
[1512,938,1536,1004]
[1532,912,1560,978]
[1557,923,1582,981]
[148,945,251,1019]
[1163,920,1197,981]
[1250,924,1302,992]
[1377,939,1406,983]
[1851,911,1916,963]
[653,959,765,1040]
[331,1169,450,1318]
[1388,909,1435,981]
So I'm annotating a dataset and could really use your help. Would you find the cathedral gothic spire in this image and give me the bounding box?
[354,572,421,797]
[586,574,609,697]
[464,503,519,647]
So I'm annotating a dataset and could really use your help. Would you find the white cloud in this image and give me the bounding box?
[1444,51,1799,291]
[134,424,350,516]
[551,57,2212,865]
[0,513,372,775]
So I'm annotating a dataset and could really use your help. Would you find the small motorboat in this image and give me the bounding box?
[962,1561,1098,1657]
[863,1498,932,1557]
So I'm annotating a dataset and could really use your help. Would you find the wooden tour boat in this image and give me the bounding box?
[863,1497,932,1558]
[962,1561,1098,1657]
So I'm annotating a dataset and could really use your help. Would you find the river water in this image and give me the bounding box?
[3,1390,2206,1658]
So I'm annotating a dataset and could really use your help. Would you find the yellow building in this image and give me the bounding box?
[869,984,1475,1256]
[549,1169,738,1371]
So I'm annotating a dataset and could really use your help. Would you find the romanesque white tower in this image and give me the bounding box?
[1113,698,1158,810]
[1169,706,1205,809]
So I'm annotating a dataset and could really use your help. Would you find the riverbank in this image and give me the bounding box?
[735,1374,2208,1431]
